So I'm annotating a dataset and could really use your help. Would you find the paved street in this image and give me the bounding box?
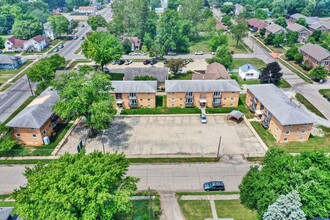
[0,160,255,194]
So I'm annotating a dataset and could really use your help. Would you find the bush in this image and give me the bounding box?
[300,60,313,71]
[121,107,201,115]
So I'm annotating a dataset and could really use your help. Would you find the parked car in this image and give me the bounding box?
[195,51,203,55]
[183,60,190,65]
[167,52,177,56]
[150,58,157,65]
[58,43,64,49]
[53,48,59,53]
[143,60,151,65]
[177,69,185,74]
[203,181,225,191]
[163,59,168,64]
[117,60,125,65]
[211,52,216,55]
[124,60,132,65]
[81,36,85,40]
[103,67,110,73]
[111,60,117,65]
[200,114,207,124]
[0,50,2,54]
[73,36,78,40]
[81,24,85,28]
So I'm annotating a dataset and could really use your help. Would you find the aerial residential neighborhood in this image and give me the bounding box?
[0,0,329,219]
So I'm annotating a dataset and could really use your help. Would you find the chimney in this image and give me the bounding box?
[247,64,250,69]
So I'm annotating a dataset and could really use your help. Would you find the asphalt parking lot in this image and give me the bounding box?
[82,115,266,157]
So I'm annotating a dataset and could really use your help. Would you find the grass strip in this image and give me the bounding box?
[176,191,240,196]
[278,58,313,83]
[178,200,212,220]
[215,200,257,220]
[319,89,330,98]
[128,157,219,163]
[121,107,201,115]
[0,159,55,165]
[295,93,326,119]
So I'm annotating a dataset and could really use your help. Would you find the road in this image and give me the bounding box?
[0,159,255,194]
[0,6,112,123]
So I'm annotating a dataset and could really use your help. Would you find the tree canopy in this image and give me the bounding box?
[13,152,139,220]
[259,61,283,84]
[239,149,330,219]
[52,69,116,131]
[12,15,43,39]
[48,15,70,36]
[309,66,329,81]
[231,18,248,47]
[87,15,108,31]
[82,32,123,70]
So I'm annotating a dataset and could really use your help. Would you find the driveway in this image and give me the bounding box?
[59,115,266,157]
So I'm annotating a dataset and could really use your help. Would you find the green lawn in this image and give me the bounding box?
[281,56,310,76]
[233,58,266,69]
[109,73,124,80]
[190,36,211,53]
[0,60,33,77]
[121,107,201,115]
[295,93,326,119]
[206,94,254,119]
[319,89,330,98]
[278,58,313,83]
[228,37,251,54]
[251,121,330,153]
[67,60,92,70]
[179,200,212,220]
[176,192,240,197]
[170,73,193,80]
[230,73,260,85]
[215,200,257,220]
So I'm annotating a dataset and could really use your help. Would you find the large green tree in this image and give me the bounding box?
[0,37,5,49]
[48,15,69,36]
[82,32,123,70]
[274,16,287,28]
[12,15,43,39]
[13,152,139,220]
[240,149,330,219]
[87,15,108,31]
[66,0,89,9]
[230,18,248,47]
[309,66,329,81]
[209,30,228,52]
[52,70,116,132]
[255,8,268,19]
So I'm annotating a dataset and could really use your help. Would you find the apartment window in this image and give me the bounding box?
[276,127,278,131]
[303,123,307,126]
[16,133,21,137]
[148,104,151,107]
[147,99,151,102]
[49,124,51,127]
[180,104,182,106]
[140,99,142,101]
[301,130,306,134]
[284,138,288,142]
[171,104,175,107]
[172,92,175,94]
[30,128,34,130]
[230,104,233,106]
[214,92,221,96]
[43,130,48,134]
[299,137,304,140]
[231,97,234,100]
[172,98,175,101]
[287,124,292,127]
[224,98,226,100]
[274,134,277,138]
[147,93,150,94]
[32,134,37,138]
[129,93,136,97]
[180,98,182,100]
[285,131,290,135]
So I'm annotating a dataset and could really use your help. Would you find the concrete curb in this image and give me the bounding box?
[243,117,269,153]
[115,113,230,117]
[180,194,240,201]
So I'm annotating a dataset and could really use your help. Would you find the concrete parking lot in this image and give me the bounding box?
[59,115,266,157]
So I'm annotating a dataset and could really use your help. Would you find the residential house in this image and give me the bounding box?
[43,22,57,40]
[299,43,330,70]
[215,19,228,31]
[289,13,319,26]
[265,23,287,37]
[78,6,97,14]
[246,84,314,143]
[124,67,168,88]
[165,80,241,108]
[122,36,141,51]
[0,54,25,70]
[287,23,310,43]
[110,81,157,109]
[238,64,260,80]
[6,88,61,146]
[309,21,330,33]
[192,62,230,80]
[5,35,48,52]
[247,18,267,31]
[234,4,244,15]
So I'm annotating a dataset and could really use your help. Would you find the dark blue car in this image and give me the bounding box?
[203,181,225,191]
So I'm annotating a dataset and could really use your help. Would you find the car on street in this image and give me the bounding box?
[81,36,85,40]
[117,60,125,65]
[103,67,110,73]
[58,43,64,49]
[73,36,78,40]
[111,60,117,65]
[54,48,59,53]
[195,51,204,55]
[203,181,225,191]
[143,60,151,65]
[150,58,157,65]
[124,60,132,65]
[200,114,207,124]
[183,60,190,65]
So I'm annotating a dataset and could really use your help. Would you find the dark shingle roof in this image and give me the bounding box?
[299,43,330,62]
[110,81,157,93]
[165,80,240,92]
[124,67,168,82]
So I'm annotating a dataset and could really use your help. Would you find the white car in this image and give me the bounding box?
[211,52,216,55]
[178,69,185,74]
[195,51,204,55]
[124,60,132,65]
[200,114,207,124]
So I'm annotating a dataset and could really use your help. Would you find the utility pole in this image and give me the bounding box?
[27,77,34,96]
[217,136,222,160]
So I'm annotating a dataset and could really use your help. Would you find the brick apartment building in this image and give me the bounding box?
[246,84,314,143]
[110,81,157,109]
[165,80,241,108]
[6,88,61,146]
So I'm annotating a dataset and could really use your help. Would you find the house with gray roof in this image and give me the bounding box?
[124,67,169,87]
[192,63,230,80]
[165,80,241,108]
[265,23,287,37]
[246,84,314,143]
[287,23,311,43]
[309,21,330,32]
[289,13,319,26]
[110,81,157,109]
[0,54,25,70]
[299,43,330,70]
[238,64,260,80]
[6,87,61,146]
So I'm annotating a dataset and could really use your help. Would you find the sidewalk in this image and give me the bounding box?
[180,194,239,201]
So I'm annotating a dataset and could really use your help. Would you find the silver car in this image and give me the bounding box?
[200,114,207,124]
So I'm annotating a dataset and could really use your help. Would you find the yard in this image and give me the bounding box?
[233,58,266,69]
[228,37,251,54]
[215,200,257,220]
[319,89,330,98]
[179,200,212,220]
[280,55,310,76]
[169,73,193,80]
[251,122,330,153]
[295,93,326,119]
[0,60,33,85]
[189,36,212,53]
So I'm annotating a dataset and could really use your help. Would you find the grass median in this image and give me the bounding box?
[215,200,257,220]
[295,93,326,119]
[179,200,212,220]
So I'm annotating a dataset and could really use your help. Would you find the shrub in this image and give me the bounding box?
[121,107,201,115]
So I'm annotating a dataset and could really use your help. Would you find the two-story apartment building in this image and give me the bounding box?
[246,84,314,143]
[110,81,157,109]
[165,80,241,108]
[299,43,330,70]
[287,23,310,43]
[6,88,61,146]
